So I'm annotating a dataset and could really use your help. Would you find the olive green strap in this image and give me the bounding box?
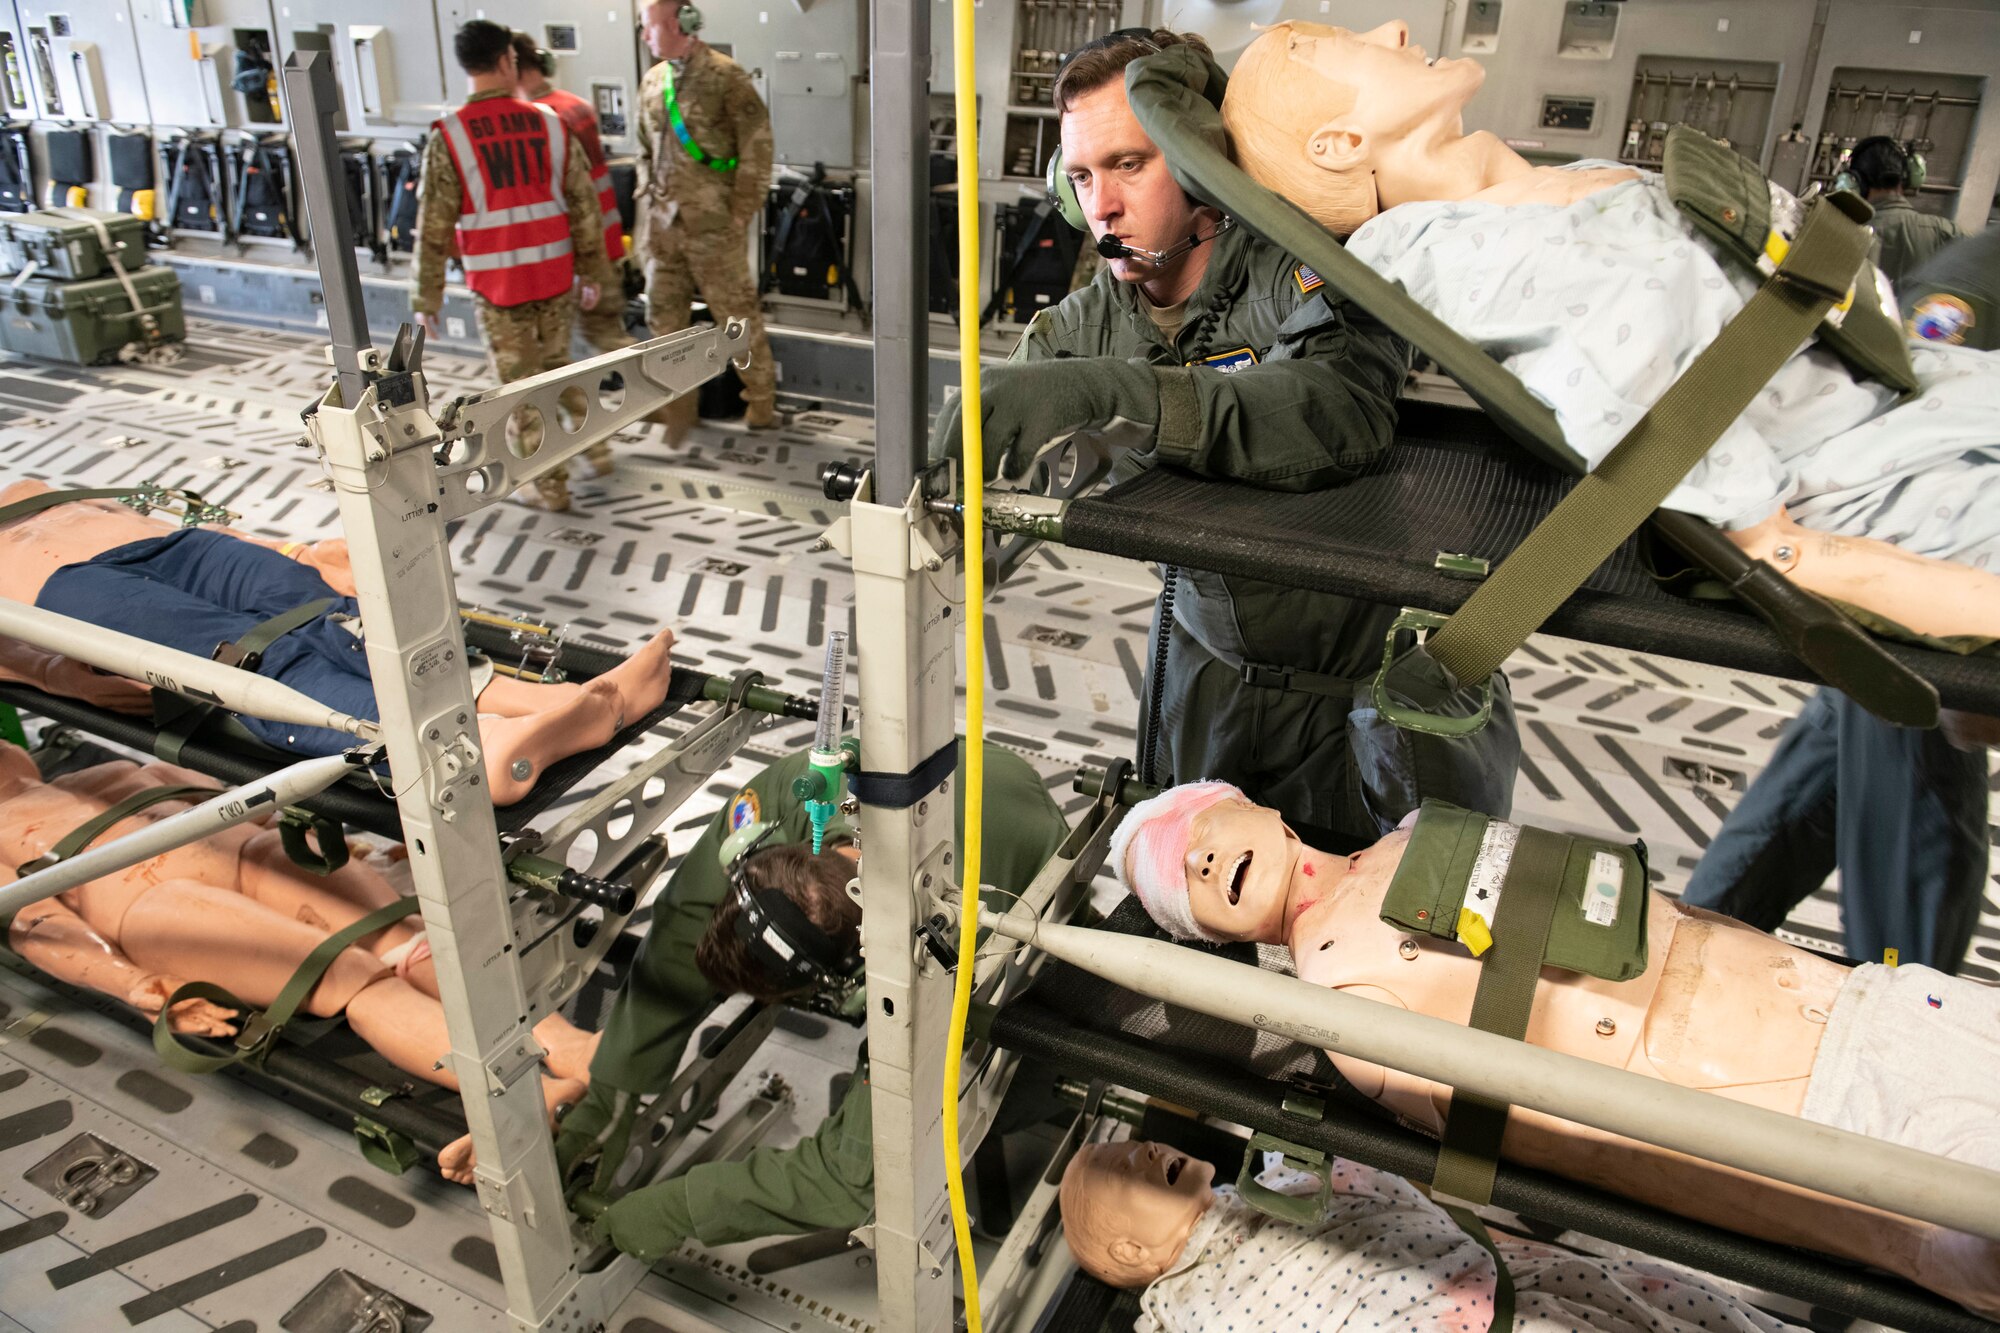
[152,596,337,763]
[1439,1202,1516,1333]
[214,597,339,670]
[153,894,421,1075]
[1423,197,1871,688]
[1431,824,1571,1207]
[0,487,146,527]
[15,783,216,876]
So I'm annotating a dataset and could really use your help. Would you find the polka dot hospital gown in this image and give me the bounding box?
[1135,1163,1798,1333]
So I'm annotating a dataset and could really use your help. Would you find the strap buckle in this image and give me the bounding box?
[212,639,261,672]
[1369,608,1495,739]
[232,1010,281,1057]
[1239,661,1294,691]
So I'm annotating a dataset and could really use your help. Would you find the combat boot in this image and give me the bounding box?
[512,469,572,512]
[745,401,779,431]
[574,444,616,480]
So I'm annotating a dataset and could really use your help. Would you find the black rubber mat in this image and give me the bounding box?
[1062,402,2000,713]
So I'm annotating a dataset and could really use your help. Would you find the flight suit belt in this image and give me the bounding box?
[1172,603,1357,700]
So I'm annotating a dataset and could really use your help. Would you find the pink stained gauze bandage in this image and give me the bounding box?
[1107,780,1246,942]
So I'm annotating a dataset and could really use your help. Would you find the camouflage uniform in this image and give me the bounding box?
[411,88,616,507]
[636,42,777,427]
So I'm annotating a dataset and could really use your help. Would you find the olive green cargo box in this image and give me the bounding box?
[0,208,149,281]
[0,266,185,365]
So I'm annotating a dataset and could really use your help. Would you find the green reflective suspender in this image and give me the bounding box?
[1419,198,1871,692]
[154,893,420,1075]
[1430,824,1572,1209]
[13,783,217,877]
[1120,50,1935,728]
[662,65,737,172]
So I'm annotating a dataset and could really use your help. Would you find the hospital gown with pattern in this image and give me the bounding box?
[1343,171,2000,569]
[1137,1164,1797,1333]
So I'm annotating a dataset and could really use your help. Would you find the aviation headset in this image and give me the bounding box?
[677,1,706,35]
[1041,28,1232,264]
[1044,28,1164,231]
[528,45,557,78]
[718,821,861,993]
[1832,134,1927,197]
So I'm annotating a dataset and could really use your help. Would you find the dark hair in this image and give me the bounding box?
[509,31,553,78]
[454,19,515,75]
[695,840,861,1003]
[1052,28,1210,115]
[1849,136,1911,193]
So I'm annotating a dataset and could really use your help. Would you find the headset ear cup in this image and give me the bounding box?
[679,2,704,33]
[1904,149,1926,194]
[1831,168,1860,197]
[1045,147,1086,231]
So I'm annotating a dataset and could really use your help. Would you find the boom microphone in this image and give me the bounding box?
[1096,218,1233,266]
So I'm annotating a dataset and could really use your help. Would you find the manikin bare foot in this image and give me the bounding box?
[534,1018,602,1084]
[437,1070,590,1186]
[590,629,677,728]
[480,679,624,805]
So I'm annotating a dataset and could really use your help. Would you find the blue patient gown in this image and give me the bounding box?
[37,529,376,759]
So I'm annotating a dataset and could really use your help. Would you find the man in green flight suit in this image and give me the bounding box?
[931,29,1518,848]
[554,740,1066,1256]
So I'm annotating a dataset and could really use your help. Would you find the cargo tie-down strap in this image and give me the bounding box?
[41,206,170,354]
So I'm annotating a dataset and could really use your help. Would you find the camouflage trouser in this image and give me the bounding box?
[579,259,637,355]
[642,214,775,415]
[476,289,603,503]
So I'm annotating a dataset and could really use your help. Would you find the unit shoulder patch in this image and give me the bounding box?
[1294,263,1324,296]
[728,788,763,830]
[1908,293,1975,346]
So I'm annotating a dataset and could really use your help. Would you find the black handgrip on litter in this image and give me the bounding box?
[555,867,637,915]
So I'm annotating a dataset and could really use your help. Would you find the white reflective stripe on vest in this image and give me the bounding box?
[460,237,575,272]
[436,111,489,215]
[473,197,569,229]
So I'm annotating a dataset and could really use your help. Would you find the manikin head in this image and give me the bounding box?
[1113,782,1412,944]
[1059,1140,1216,1286]
[643,1,699,63]
[1221,20,1492,235]
[453,19,519,92]
[1055,29,1226,305]
[510,31,554,98]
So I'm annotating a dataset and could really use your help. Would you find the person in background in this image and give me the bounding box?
[1844,135,1959,284]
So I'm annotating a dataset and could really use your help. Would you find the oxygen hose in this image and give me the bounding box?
[943,0,987,1319]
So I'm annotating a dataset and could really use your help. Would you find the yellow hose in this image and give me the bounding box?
[943,0,986,1320]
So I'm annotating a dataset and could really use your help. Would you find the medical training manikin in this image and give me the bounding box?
[1221,21,2000,649]
[0,745,596,1181]
[1111,782,2000,1315]
[1059,1140,1797,1332]
[0,479,678,805]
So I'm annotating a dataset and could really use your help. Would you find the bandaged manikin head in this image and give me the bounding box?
[1108,780,1303,944]
[1059,1141,1216,1287]
[1221,19,1494,236]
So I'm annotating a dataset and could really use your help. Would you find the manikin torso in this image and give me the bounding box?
[1280,829,1992,1308]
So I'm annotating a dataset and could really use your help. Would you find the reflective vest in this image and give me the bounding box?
[537,86,624,261]
[433,96,575,307]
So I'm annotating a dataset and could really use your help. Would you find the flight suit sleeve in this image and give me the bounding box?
[1147,294,1408,492]
[635,73,656,202]
[410,133,461,316]
[726,68,774,232]
[594,1061,874,1258]
[562,136,617,291]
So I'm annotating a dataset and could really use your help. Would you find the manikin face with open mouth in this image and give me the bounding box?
[1181,798,1301,941]
[1059,1140,1218,1286]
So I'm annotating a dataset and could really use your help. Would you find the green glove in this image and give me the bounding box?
[554,1082,639,1193]
[928,357,1160,482]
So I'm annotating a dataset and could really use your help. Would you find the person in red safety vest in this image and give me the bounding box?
[411,19,618,513]
[512,31,634,361]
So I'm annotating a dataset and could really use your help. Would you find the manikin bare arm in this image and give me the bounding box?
[6,896,238,1036]
[1729,507,2000,644]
